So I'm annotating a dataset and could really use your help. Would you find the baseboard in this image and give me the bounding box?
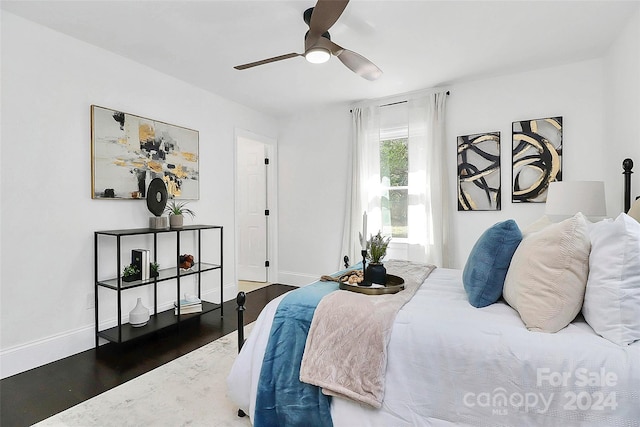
[277,270,318,287]
[0,324,96,379]
[0,283,236,379]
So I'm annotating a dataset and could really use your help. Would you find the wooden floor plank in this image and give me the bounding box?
[0,284,295,427]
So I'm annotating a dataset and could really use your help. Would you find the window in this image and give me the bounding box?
[379,126,408,239]
[345,92,448,267]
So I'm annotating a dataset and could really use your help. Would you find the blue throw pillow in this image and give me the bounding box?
[463,220,522,308]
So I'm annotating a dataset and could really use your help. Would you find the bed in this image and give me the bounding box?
[227,159,640,427]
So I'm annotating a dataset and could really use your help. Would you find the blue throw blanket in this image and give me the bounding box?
[254,278,340,427]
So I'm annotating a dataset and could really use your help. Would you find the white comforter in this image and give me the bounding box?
[227,268,640,426]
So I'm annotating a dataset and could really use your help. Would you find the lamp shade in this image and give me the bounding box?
[545,181,606,221]
[628,198,640,222]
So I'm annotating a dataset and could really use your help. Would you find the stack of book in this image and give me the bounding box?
[132,249,151,280]
[174,294,202,315]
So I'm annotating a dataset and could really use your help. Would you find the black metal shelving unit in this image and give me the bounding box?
[94,225,223,347]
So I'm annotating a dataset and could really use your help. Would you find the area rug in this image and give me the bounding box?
[35,325,254,427]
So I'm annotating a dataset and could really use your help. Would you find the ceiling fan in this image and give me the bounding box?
[233,0,382,81]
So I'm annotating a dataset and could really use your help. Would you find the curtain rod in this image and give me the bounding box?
[350,91,450,113]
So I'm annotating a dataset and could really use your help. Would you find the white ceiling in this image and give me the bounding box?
[2,0,638,118]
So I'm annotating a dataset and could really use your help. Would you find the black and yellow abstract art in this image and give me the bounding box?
[512,117,562,203]
[457,131,501,211]
[91,105,199,200]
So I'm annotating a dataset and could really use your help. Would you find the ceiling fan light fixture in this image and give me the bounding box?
[233,0,382,80]
[305,47,330,64]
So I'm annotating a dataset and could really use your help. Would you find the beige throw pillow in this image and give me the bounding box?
[503,213,591,333]
[522,215,552,236]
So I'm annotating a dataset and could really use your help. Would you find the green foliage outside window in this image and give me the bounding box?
[380,138,408,238]
[380,138,408,186]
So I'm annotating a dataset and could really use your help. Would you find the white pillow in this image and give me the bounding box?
[503,213,591,333]
[583,213,640,345]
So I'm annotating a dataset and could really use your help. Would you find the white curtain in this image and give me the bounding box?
[340,106,381,267]
[341,91,450,268]
[407,92,450,267]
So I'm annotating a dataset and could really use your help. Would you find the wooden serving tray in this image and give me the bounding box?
[339,274,405,295]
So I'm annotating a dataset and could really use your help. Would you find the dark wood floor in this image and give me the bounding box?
[0,284,295,427]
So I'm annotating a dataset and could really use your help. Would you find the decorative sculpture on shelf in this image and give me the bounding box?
[147,178,169,229]
[179,254,194,270]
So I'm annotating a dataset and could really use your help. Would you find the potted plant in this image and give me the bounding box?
[165,200,195,228]
[150,262,160,278]
[122,264,141,282]
[366,231,391,285]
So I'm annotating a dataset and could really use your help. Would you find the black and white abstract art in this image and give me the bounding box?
[457,131,501,211]
[512,117,562,203]
[91,106,199,200]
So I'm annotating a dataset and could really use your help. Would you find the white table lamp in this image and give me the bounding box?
[545,181,606,221]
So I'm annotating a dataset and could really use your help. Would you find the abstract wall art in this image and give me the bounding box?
[512,117,562,203]
[457,131,501,211]
[91,105,199,200]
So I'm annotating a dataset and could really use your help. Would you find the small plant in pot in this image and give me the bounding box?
[122,264,141,282]
[165,200,195,229]
[150,262,160,278]
[366,231,391,285]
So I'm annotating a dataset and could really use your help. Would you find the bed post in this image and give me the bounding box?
[236,291,246,352]
[236,291,247,418]
[623,158,633,212]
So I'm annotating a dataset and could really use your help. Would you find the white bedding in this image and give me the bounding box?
[227,268,640,426]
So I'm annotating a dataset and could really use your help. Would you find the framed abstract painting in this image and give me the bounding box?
[512,117,562,203]
[91,105,199,200]
[457,131,501,211]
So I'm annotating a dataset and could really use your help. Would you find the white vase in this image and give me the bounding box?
[129,297,150,327]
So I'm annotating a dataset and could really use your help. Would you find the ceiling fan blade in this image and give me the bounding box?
[338,49,382,81]
[319,38,382,81]
[307,0,350,47]
[234,53,301,70]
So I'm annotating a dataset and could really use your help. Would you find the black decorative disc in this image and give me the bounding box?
[147,178,168,216]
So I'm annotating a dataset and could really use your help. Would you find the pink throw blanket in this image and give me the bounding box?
[299,260,436,408]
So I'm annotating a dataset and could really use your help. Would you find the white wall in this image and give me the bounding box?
[277,105,351,285]
[277,54,638,277]
[0,12,278,378]
[604,6,640,214]
[447,58,607,268]
[275,8,640,277]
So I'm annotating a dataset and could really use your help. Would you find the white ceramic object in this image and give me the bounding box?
[129,297,150,327]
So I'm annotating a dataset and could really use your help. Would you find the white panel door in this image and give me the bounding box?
[237,137,267,282]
